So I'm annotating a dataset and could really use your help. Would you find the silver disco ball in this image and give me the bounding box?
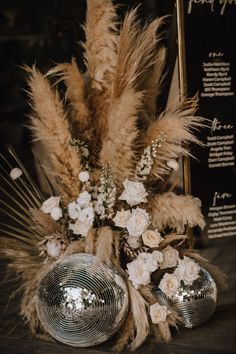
[154,267,217,328]
[36,253,129,347]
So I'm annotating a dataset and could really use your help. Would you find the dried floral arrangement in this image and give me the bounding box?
[0,1,227,352]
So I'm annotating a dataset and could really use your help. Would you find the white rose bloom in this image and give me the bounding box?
[50,207,63,221]
[78,206,94,224]
[160,245,179,269]
[142,229,163,248]
[119,179,148,206]
[77,191,91,206]
[41,196,60,214]
[46,239,62,258]
[137,252,158,273]
[150,303,171,324]
[167,159,179,171]
[69,220,91,237]
[10,167,22,180]
[79,171,90,182]
[175,256,200,285]
[159,273,180,298]
[152,250,163,264]
[127,236,140,249]
[68,201,80,219]
[127,259,150,289]
[113,209,131,228]
[127,208,150,237]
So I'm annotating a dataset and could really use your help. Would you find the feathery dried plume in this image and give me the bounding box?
[25,65,82,203]
[95,226,114,264]
[143,103,205,180]
[148,192,205,233]
[29,208,60,236]
[100,88,144,186]
[85,228,97,254]
[113,8,164,98]
[128,282,149,350]
[46,58,93,142]
[113,309,135,353]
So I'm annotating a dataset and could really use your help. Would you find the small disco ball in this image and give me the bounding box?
[36,253,129,347]
[154,267,217,328]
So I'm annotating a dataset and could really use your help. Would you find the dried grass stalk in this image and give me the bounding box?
[128,282,149,350]
[100,88,143,186]
[47,58,93,142]
[95,226,114,264]
[64,239,85,256]
[148,192,205,233]
[25,65,82,203]
[85,228,97,254]
[160,233,188,248]
[29,208,60,236]
[113,309,134,353]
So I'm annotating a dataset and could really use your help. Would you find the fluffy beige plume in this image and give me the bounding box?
[128,282,149,350]
[84,0,118,147]
[30,208,60,236]
[112,8,164,98]
[100,88,143,185]
[95,226,114,265]
[113,309,135,353]
[148,192,205,233]
[85,228,97,254]
[46,58,93,142]
[25,66,82,203]
[143,103,205,179]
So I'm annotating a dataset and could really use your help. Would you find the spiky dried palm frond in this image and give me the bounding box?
[46,58,93,143]
[148,192,205,233]
[25,65,82,203]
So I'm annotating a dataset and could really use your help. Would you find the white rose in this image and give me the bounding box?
[160,245,179,269]
[175,256,200,285]
[68,201,80,219]
[152,250,163,264]
[46,239,62,258]
[41,196,60,214]
[150,303,171,324]
[127,259,150,289]
[113,209,131,228]
[119,179,148,206]
[127,236,140,249]
[78,206,94,224]
[127,208,150,237]
[142,229,163,248]
[10,167,22,180]
[137,252,158,273]
[159,273,180,298]
[50,207,63,221]
[167,160,179,171]
[79,171,90,182]
[69,220,91,237]
[77,191,91,206]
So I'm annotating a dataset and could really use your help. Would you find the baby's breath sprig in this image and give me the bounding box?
[135,132,166,180]
[95,166,117,220]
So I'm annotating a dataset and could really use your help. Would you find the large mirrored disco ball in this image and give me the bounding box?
[154,267,217,328]
[36,253,129,347]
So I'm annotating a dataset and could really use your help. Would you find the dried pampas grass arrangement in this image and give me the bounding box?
[0,1,223,352]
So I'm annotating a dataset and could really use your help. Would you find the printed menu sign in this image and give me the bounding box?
[181,1,236,241]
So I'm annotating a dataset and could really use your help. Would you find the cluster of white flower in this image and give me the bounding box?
[41,196,63,221]
[95,167,116,219]
[135,132,166,180]
[68,191,94,237]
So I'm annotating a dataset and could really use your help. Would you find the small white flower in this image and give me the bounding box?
[167,160,179,171]
[150,303,171,324]
[137,252,158,273]
[78,206,94,224]
[46,239,62,258]
[142,229,163,248]
[119,179,148,206]
[160,245,179,269]
[77,191,91,206]
[175,256,200,285]
[41,196,60,214]
[68,201,80,219]
[127,208,150,237]
[127,236,140,249]
[79,171,90,182]
[113,209,131,228]
[10,167,22,180]
[127,259,150,289]
[50,207,63,221]
[69,220,91,237]
[152,250,163,264]
[159,273,180,298]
